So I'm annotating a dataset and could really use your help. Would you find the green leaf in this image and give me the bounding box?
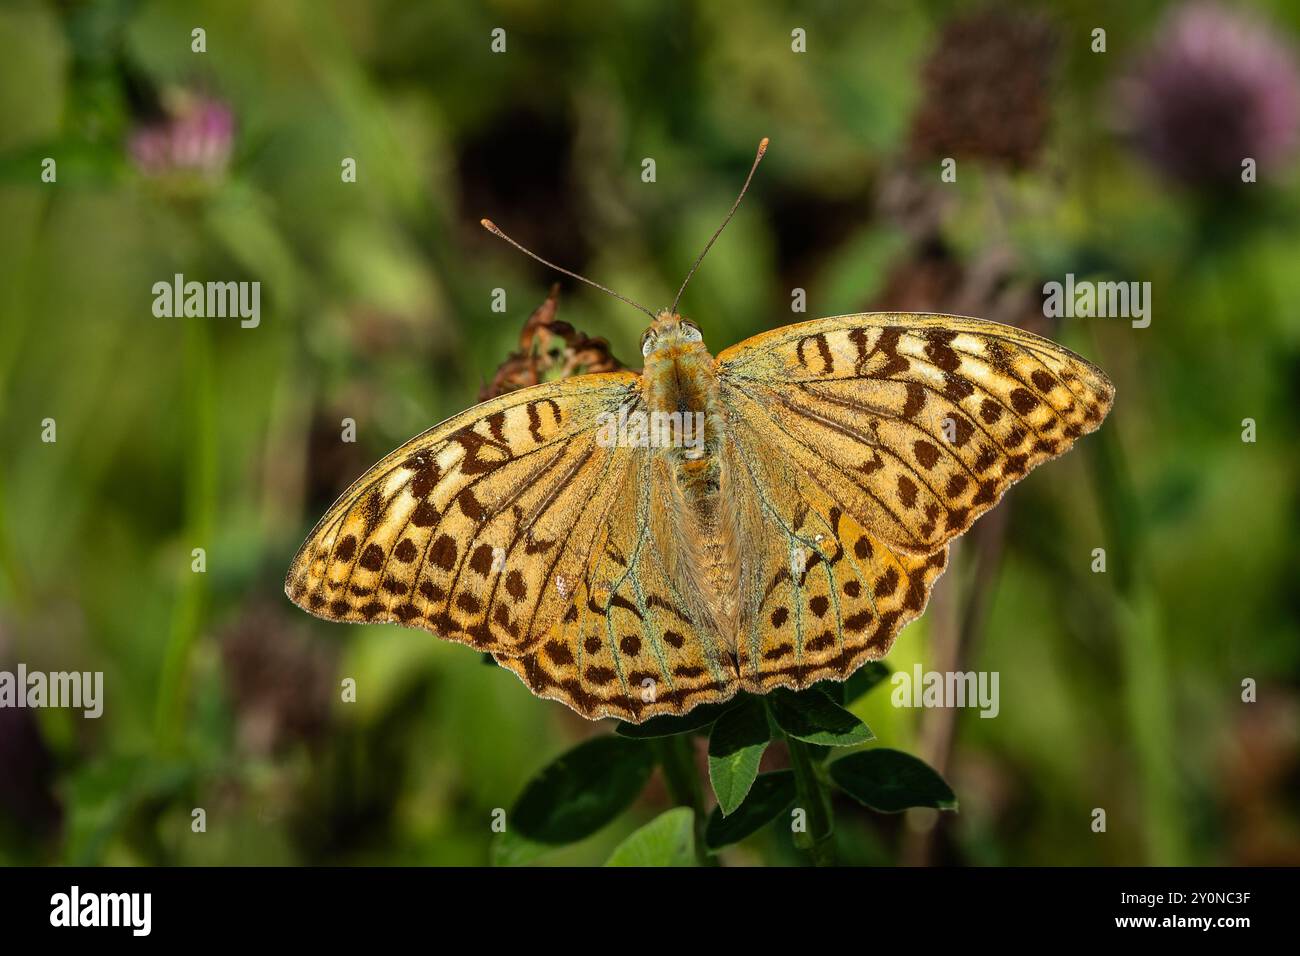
[843,662,892,703]
[767,688,874,747]
[604,808,696,866]
[704,771,797,850]
[829,749,958,813]
[812,663,891,706]
[812,678,846,705]
[511,736,655,844]
[615,700,740,739]
[490,829,553,867]
[707,698,771,815]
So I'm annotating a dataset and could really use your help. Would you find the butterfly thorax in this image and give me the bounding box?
[641,320,742,647]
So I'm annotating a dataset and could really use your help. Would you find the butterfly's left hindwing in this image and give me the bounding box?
[723,412,948,693]
[715,311,1111,692]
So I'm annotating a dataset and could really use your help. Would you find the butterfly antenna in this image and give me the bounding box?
[671,137,769,315]
[480,219,657,320]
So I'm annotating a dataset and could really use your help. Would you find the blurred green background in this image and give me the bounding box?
[1,0,1298,866]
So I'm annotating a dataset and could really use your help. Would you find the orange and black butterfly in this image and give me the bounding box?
[286,140,1113,722]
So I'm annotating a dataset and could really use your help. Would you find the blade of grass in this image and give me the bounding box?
[154,317,216,754]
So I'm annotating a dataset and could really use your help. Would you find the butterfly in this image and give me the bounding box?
[285,140,1114,723]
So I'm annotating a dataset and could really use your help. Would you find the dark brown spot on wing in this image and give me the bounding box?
[943,372,975,402]
[913,439,941,469]
[457,489,485,521]
[922,329,961,372]
[973,446,999,473]
[805,631,835,652]
[902,383,926,419]
[1010,388,1039,415]
[469,544,495,575]
[1030,369,1056,393]
[897,475,918,509]
[544,640,573,665]
[429,535,458,571]
[409,461,441,500]
[875,567,899,597]
[845,610,872,633]
[411,501,439,527]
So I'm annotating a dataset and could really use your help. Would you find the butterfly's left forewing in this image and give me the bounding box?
[717,312,1114,556]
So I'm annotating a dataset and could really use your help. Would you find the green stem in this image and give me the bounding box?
[1090,424,1184,865]
[652,734,715,866]
[154,317,216,753]
[0,194,53,615]
[785,733,836,866]
[0,469,32,613]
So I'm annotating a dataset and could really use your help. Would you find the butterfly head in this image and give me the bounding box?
[642,312,705,360]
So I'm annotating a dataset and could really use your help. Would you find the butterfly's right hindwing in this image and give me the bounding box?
[285,373,642,657]
[492,452,740,721]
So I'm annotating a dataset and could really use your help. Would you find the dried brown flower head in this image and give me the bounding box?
[480,285,625,400]
[910,8,1059,169]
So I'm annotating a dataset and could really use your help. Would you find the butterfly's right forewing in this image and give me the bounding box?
[285,373,642,658]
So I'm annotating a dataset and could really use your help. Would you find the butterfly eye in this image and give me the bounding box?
[679,322,703,344]
[641,332,657,357]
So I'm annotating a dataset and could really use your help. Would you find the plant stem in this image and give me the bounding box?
[785,733,836,866]
[652,734,716,866]
[155,317,216,753]
[1091,423,1184,865]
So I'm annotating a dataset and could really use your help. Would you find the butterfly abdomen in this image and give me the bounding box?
[640,336,744,650]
